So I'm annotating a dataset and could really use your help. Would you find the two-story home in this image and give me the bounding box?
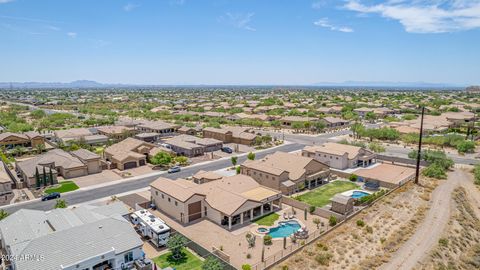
[302,142,376,170]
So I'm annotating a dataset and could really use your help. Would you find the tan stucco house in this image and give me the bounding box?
[302,142,376,170]
[150,174,282,230]
[241,151,330,194]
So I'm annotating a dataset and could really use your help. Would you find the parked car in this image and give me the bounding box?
[168,166,181,173]
[41,192,61,201]
[221,147,233,154]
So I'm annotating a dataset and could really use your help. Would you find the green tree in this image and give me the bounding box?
[247,152,255,160]
[236,166,241,174]
[42,166,47,187]
[150,152,172,166]
[329,215,337,226]
[35,167,41,188]
[166,234,187,261]
[175,156,188,166]
[202,257,223,270]
[49,167,54,185]
[231,156,238,167]
[0,209,9,220]
[457,140,475,153]
[54,199,67,209]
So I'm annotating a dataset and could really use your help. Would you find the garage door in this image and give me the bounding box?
[188,201,202,222]
[123,161,137,170]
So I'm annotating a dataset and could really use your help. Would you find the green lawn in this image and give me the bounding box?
[44,181,79,194]
[253,212,279,226]
[152,249,203,270]
[295,181,359,207]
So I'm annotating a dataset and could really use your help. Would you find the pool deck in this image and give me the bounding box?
[150,204,327,269]
[341,189,373,197]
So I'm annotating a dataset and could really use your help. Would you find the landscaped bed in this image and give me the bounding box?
[294,181,359,207]
[44,181,79,194]
[152,248,203,270]
[253,212,280,226]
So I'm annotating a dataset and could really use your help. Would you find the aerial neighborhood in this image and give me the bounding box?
[0,87,478,270]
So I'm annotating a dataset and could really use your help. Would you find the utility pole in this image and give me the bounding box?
[415,106,425,185]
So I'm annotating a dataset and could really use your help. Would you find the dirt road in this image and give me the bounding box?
[379,169,463,270]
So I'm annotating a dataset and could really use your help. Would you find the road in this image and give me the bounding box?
[379,169,464,270]
[0,142,303,214]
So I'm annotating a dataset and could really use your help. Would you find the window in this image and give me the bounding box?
[168,198,171,202]
[155,191,158,196]
[175,201,178,206]
[161,194,164,199]
[124,251,134,263]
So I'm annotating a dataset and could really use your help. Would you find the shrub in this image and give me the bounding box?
[309,205,316,214]
[439,238,449,247]
[329,215,337,226]
[457,140,475,153]
[474,165,480,185]
[242,264,252,270]
[356,219,365,227]
[349,174,358,182]
[281,266,289,270]
[423,163,447,179]
[246,253,251,259]
[316,242,328,251]
[365,225,373,234]
[263,235,272,245]
[315,252,333,266]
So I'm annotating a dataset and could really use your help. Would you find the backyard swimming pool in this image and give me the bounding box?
[351,190,370,199]
[268,221,301,238]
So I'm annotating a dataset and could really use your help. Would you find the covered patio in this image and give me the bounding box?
[221,196,282,230]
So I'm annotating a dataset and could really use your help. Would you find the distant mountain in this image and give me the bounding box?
[312,81,464,88]
[0,80,467,89]
[0,80,129,89]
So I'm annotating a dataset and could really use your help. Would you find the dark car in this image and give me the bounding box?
[42,192,61,201]
[168,166,181,173]
[221,147,233,154]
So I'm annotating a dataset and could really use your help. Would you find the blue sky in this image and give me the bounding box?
[0,0,479,85]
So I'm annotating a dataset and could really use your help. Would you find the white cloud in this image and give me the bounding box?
[67,32,77,38]
[123,3,139,12]
[313,18,354,32]
[344,0,480,33]
[312,1,327,9]
[221,12,256,31]
[0,0,15,3]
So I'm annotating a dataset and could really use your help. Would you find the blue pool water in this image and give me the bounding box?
[268,221,301,238]
[351,191,370,199]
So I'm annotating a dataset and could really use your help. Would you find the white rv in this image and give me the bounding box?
[130,209,171,247]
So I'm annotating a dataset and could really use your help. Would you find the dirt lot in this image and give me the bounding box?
[416,186,480,270]
[275,177,437,270]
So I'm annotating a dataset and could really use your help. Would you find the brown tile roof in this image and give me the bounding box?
[150,174,281,215]
[242,151,325,181]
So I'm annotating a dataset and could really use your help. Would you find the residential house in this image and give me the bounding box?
[0,131,44,150]
[177,126,197,135]
[71,149,103,174]
[54,128,108,145]
[104,137,156,170]
[96,125,136,141]
[203,126,257,146]
[0,203,145,270]
[302,142,376,170]
[321,117,350,130]
[166,135,223,157]
[280,116,319,127]
[0,162,13,205]
[241,151,330,194]
[136,121,178,136]
[16,148,101,188]
[150,174,282,230]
